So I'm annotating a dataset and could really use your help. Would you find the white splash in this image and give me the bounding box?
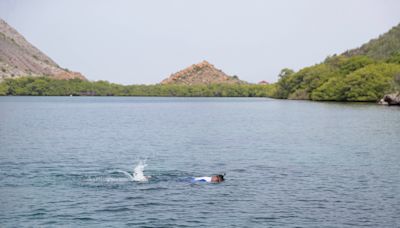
[113,160,150,182]
[133,160,150,182]
[115,170,134,181]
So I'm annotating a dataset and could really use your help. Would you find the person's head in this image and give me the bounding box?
[211,174,225,183]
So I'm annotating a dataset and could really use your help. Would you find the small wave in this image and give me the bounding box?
[95,207,132,212]
[107,160,150,182]
[138,187,169,191]
[113,170,134,181]
[84,177,131,183]
[79,163,202,186]
[72,217,95,221]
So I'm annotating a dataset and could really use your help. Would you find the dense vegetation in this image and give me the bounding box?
[0,77,276,97]
[343,23,400,60]
[274,23,400,102]
[2,24,399,101]
[274,54,400,101]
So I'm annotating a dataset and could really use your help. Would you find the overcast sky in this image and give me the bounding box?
[1,0,400,84]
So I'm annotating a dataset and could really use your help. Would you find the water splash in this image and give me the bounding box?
[115,170,134,181]
[133,160,150,182]
[109,160,150,182]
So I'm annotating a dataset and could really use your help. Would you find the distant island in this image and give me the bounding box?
[0,17,399,104]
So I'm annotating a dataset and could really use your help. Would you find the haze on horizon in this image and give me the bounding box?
[1,0,399,85]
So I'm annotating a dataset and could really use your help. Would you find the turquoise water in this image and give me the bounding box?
[0,97,399,227]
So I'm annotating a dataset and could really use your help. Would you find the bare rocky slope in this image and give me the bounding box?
[161,60,247,85]
[0,18,86,81]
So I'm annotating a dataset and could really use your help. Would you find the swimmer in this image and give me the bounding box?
[192,174,225,183]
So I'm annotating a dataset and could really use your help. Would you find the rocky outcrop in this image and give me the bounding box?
[379,92,400,105]
[161,60,247,85]
[0,18,86,81]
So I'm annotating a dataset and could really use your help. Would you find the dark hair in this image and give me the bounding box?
[217,174,224,181]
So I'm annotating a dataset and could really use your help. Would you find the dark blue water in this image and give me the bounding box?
[0,97,399,227]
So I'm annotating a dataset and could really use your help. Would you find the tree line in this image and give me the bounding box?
[2,53,399,101]
[0,77,276,97]
[273,53,400,102]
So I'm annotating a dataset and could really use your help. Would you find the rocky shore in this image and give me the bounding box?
[379,92,400,105]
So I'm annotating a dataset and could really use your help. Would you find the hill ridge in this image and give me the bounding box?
[342,23,400,60]
[0,18,86,81]
[161,60,246,85]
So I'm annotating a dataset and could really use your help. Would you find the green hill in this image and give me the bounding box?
[343,23,400,60]
[274,23,400,102]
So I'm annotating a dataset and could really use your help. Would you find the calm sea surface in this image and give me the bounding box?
[0,97,399,227]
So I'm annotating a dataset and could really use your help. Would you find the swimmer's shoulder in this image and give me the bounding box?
[193,176,212,182]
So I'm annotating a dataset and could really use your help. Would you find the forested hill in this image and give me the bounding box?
[343,23,400,60]
[274,23,400,102]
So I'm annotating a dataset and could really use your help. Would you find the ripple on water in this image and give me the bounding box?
[1,97,400,227]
